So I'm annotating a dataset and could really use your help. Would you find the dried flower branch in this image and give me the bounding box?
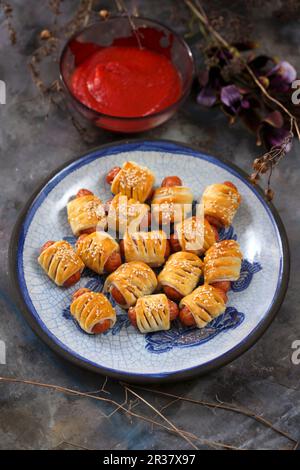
[0,1,16,44]
[184,0,300,200]
[123,384,198,450]
[0,375,238,450]
[114,0,143,49]
[65,0,94,37]
[128,384,297,446]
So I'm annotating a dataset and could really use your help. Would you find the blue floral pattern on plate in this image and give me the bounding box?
[145,308,245,354]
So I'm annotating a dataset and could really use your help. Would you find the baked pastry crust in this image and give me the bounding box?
[158,251,203,297]
[124,230,167,267]
[76,231,120,274]
[204,239,243,284]
[151,186,193,224]
[175,216,217,255]
[111,161,155,203]
[38,240,84,286]
[104,261,158,309]
[180,284,226,328]
[70,291,116,334]
[202,183,241,227]
[107,194,149,234]
[67,194,107,236]
[134,294,171,333]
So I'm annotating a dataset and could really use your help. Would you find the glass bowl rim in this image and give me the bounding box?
[59,15,195,121]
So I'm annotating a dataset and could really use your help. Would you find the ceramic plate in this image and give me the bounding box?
[10,140,289,383]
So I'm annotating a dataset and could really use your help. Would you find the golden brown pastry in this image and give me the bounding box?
[204,240,243,284]
[128,294,178,333]
[76,231,121,275]
[67,191,107,236]
[151,185,193,224]
[174,216,218,255]
[110,161,155,203]
[38,240,84,287]
[179,284,226,328]
[158,251,203,300]
[103,261,158,309]
[202,181,241,228]
[123,230,168,267]
[70,288,116,334]
[106,194,150,234]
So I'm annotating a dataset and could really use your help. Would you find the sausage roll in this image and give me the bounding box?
[180,284,226,328]
[151,185,193,224]
[204,240,243,284]
[158,251,203,298]
[131,294,173,333]
[76,231,120,275]
[123,230,168,267]
[67,192,107,236]
[202,182,241,227]
[104,261,158,309]
[38,240,84,286]
[110,161,155,203]
[107,194,150,234]
[174,216,218,255]
[70,289,116,334]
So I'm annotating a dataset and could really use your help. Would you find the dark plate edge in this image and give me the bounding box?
[9,138,290,384]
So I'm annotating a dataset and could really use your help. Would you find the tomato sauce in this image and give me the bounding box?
[70,46,182,117]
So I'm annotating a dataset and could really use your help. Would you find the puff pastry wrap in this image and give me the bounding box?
[104,261,158,309]
[111,161,155,203]
[158,251,203,297]
[202,183,241,227]
[70,291,116,334]
[151,186,193,224]
[175,216,217,255]
[123,230,167,267]
[134,294,171,333]
[38,240,84,286]
[76,231,120,274]
[107,194,149,234]
[67,194,107,236]
[180,284,226,328]
[204,240,243,284]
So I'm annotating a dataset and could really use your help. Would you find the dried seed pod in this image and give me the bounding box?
[249,172,259,184]
[265,188,274,201]
[99,9,109,19]
[259,162,270,174]
[253,158,262,171]
[40,29,52,40]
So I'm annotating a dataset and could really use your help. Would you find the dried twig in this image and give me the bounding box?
[123,384,198,450]
[53,440,92,450]
[65,0,94,37]
[0,1,16,44]
[114,0,143,49]
[0,376,238,450]
[129,385,297,446]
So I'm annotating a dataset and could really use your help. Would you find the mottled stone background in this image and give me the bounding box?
[0,0,299,450]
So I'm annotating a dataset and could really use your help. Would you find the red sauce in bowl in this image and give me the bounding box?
[70,46,182,118]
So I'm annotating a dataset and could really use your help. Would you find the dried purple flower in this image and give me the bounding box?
[196,67,224,107]
[267,61,297,92]
[220,84,250,116]
[257,111,292,151]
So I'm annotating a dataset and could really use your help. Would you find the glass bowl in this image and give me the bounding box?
[59,17,195,133]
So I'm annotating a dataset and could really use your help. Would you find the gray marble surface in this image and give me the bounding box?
[0,0,300,450]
